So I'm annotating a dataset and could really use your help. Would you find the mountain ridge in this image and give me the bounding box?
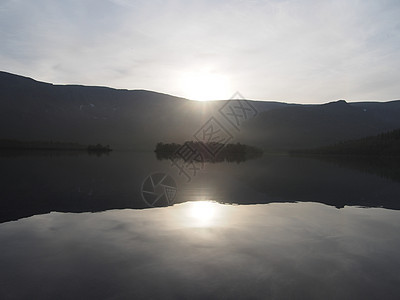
[1,71,400,150]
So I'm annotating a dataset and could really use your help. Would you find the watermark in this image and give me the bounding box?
[140,172,177,207]
[193,117,233,157]
[218,92,258,131]
[170,141,205,182]
[140,91,258,207]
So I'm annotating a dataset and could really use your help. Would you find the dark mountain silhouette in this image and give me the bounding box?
[0,71,285,149]
[1,71,400,150]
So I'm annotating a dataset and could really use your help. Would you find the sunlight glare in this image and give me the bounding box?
[179,71,231,101]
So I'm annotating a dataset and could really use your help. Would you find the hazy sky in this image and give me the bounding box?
[1,0,400,103]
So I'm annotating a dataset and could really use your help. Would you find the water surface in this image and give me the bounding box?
[1,151,400,299]
[1,202,399,299]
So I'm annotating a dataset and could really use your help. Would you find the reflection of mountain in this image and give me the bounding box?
[1,152,400,224]
[288,129,400,183]
[234,155,400,209]
[2,71,400,150]
[311,156,400,183]
[292,128,400,156]
[154,141,263,163]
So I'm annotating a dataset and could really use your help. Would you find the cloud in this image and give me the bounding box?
[1,0,399,102]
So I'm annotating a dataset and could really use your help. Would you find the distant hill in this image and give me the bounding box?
[239,99,400,150]
[1,71,400,150]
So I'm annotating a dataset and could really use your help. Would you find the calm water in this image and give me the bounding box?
[1,151,400,299]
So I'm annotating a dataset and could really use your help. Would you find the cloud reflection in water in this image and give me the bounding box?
[0,202,400,299]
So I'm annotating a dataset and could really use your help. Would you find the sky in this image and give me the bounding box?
[1,0,400,103]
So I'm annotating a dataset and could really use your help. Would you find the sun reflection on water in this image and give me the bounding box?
[186,201,219,227]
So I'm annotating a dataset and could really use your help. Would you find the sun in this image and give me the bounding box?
[179,71,231,101]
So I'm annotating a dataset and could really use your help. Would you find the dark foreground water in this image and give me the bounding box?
[1,151,400,299]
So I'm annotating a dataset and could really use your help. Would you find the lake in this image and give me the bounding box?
[1,151,400,299]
